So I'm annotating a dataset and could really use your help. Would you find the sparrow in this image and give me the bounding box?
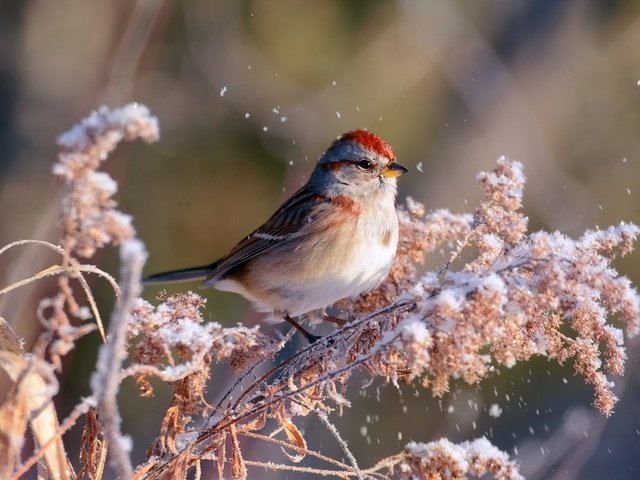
[145,130,407,342]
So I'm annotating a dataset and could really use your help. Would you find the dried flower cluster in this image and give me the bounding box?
[53,103,159,258]
[32,104,162,368]
[392,438,523,480]
[123,291,273,459]
[1,104,638,480]
[374,159,639,415]
[127,292,270,393]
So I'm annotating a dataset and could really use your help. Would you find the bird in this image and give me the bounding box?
[144,130,407,342]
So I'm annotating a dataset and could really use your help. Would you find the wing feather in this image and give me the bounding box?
[202,188,328,286]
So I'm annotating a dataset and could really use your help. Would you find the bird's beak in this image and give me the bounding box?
[382,162,408,178]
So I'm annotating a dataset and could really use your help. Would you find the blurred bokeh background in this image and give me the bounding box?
[1,1,640,478]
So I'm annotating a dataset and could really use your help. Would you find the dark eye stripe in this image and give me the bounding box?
[324,159,378,171]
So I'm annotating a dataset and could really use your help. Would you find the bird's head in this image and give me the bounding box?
[312,129,407,198]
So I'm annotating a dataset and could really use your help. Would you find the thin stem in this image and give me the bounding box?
[210,329,294,418]
[315,411,363,480]
[92,240,147,479]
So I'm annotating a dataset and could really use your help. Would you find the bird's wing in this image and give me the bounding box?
[202,187,329,286]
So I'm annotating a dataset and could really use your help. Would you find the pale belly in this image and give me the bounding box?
[215,212,399,318]
[283,235,396,315]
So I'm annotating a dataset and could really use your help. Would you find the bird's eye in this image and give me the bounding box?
[357,159,373,170]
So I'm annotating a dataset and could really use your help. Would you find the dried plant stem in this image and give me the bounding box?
[0,263,117,298]
[0,241,120,297]
[0,239,120,342]
[232,300,415,410]
[241,431,354,470]
[242,459,373,478]
[120,351,210,382]
[147,330,401,477]
[92,240,147,478]
[0,239,66,257]
[438,228,474,278]
[197,335,400,448]
[211,329,295,417]
[314,411,363,480]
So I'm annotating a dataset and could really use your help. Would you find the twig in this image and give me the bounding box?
[232,300,415,410]
[315,411,363,480]
[210,328,295,418]
[243,459,376,478]
[241,431,353,470]
[437,222,475,279]
[91,239,147,479]
[0,239,65,257]
[202,331,402,445]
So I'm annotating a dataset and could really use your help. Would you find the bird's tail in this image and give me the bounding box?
[143,262,217,285]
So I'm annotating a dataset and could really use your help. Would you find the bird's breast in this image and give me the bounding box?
[218,197,399,317]
[296,201,399,296]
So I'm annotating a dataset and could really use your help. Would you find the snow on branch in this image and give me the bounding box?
[393,437,523,480]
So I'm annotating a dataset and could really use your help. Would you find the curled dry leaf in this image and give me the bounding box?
[0,316,23,354]
[0,351,72,480]
[281,421,307,463]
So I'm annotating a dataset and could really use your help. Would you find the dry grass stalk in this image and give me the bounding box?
[1,104,638,479]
